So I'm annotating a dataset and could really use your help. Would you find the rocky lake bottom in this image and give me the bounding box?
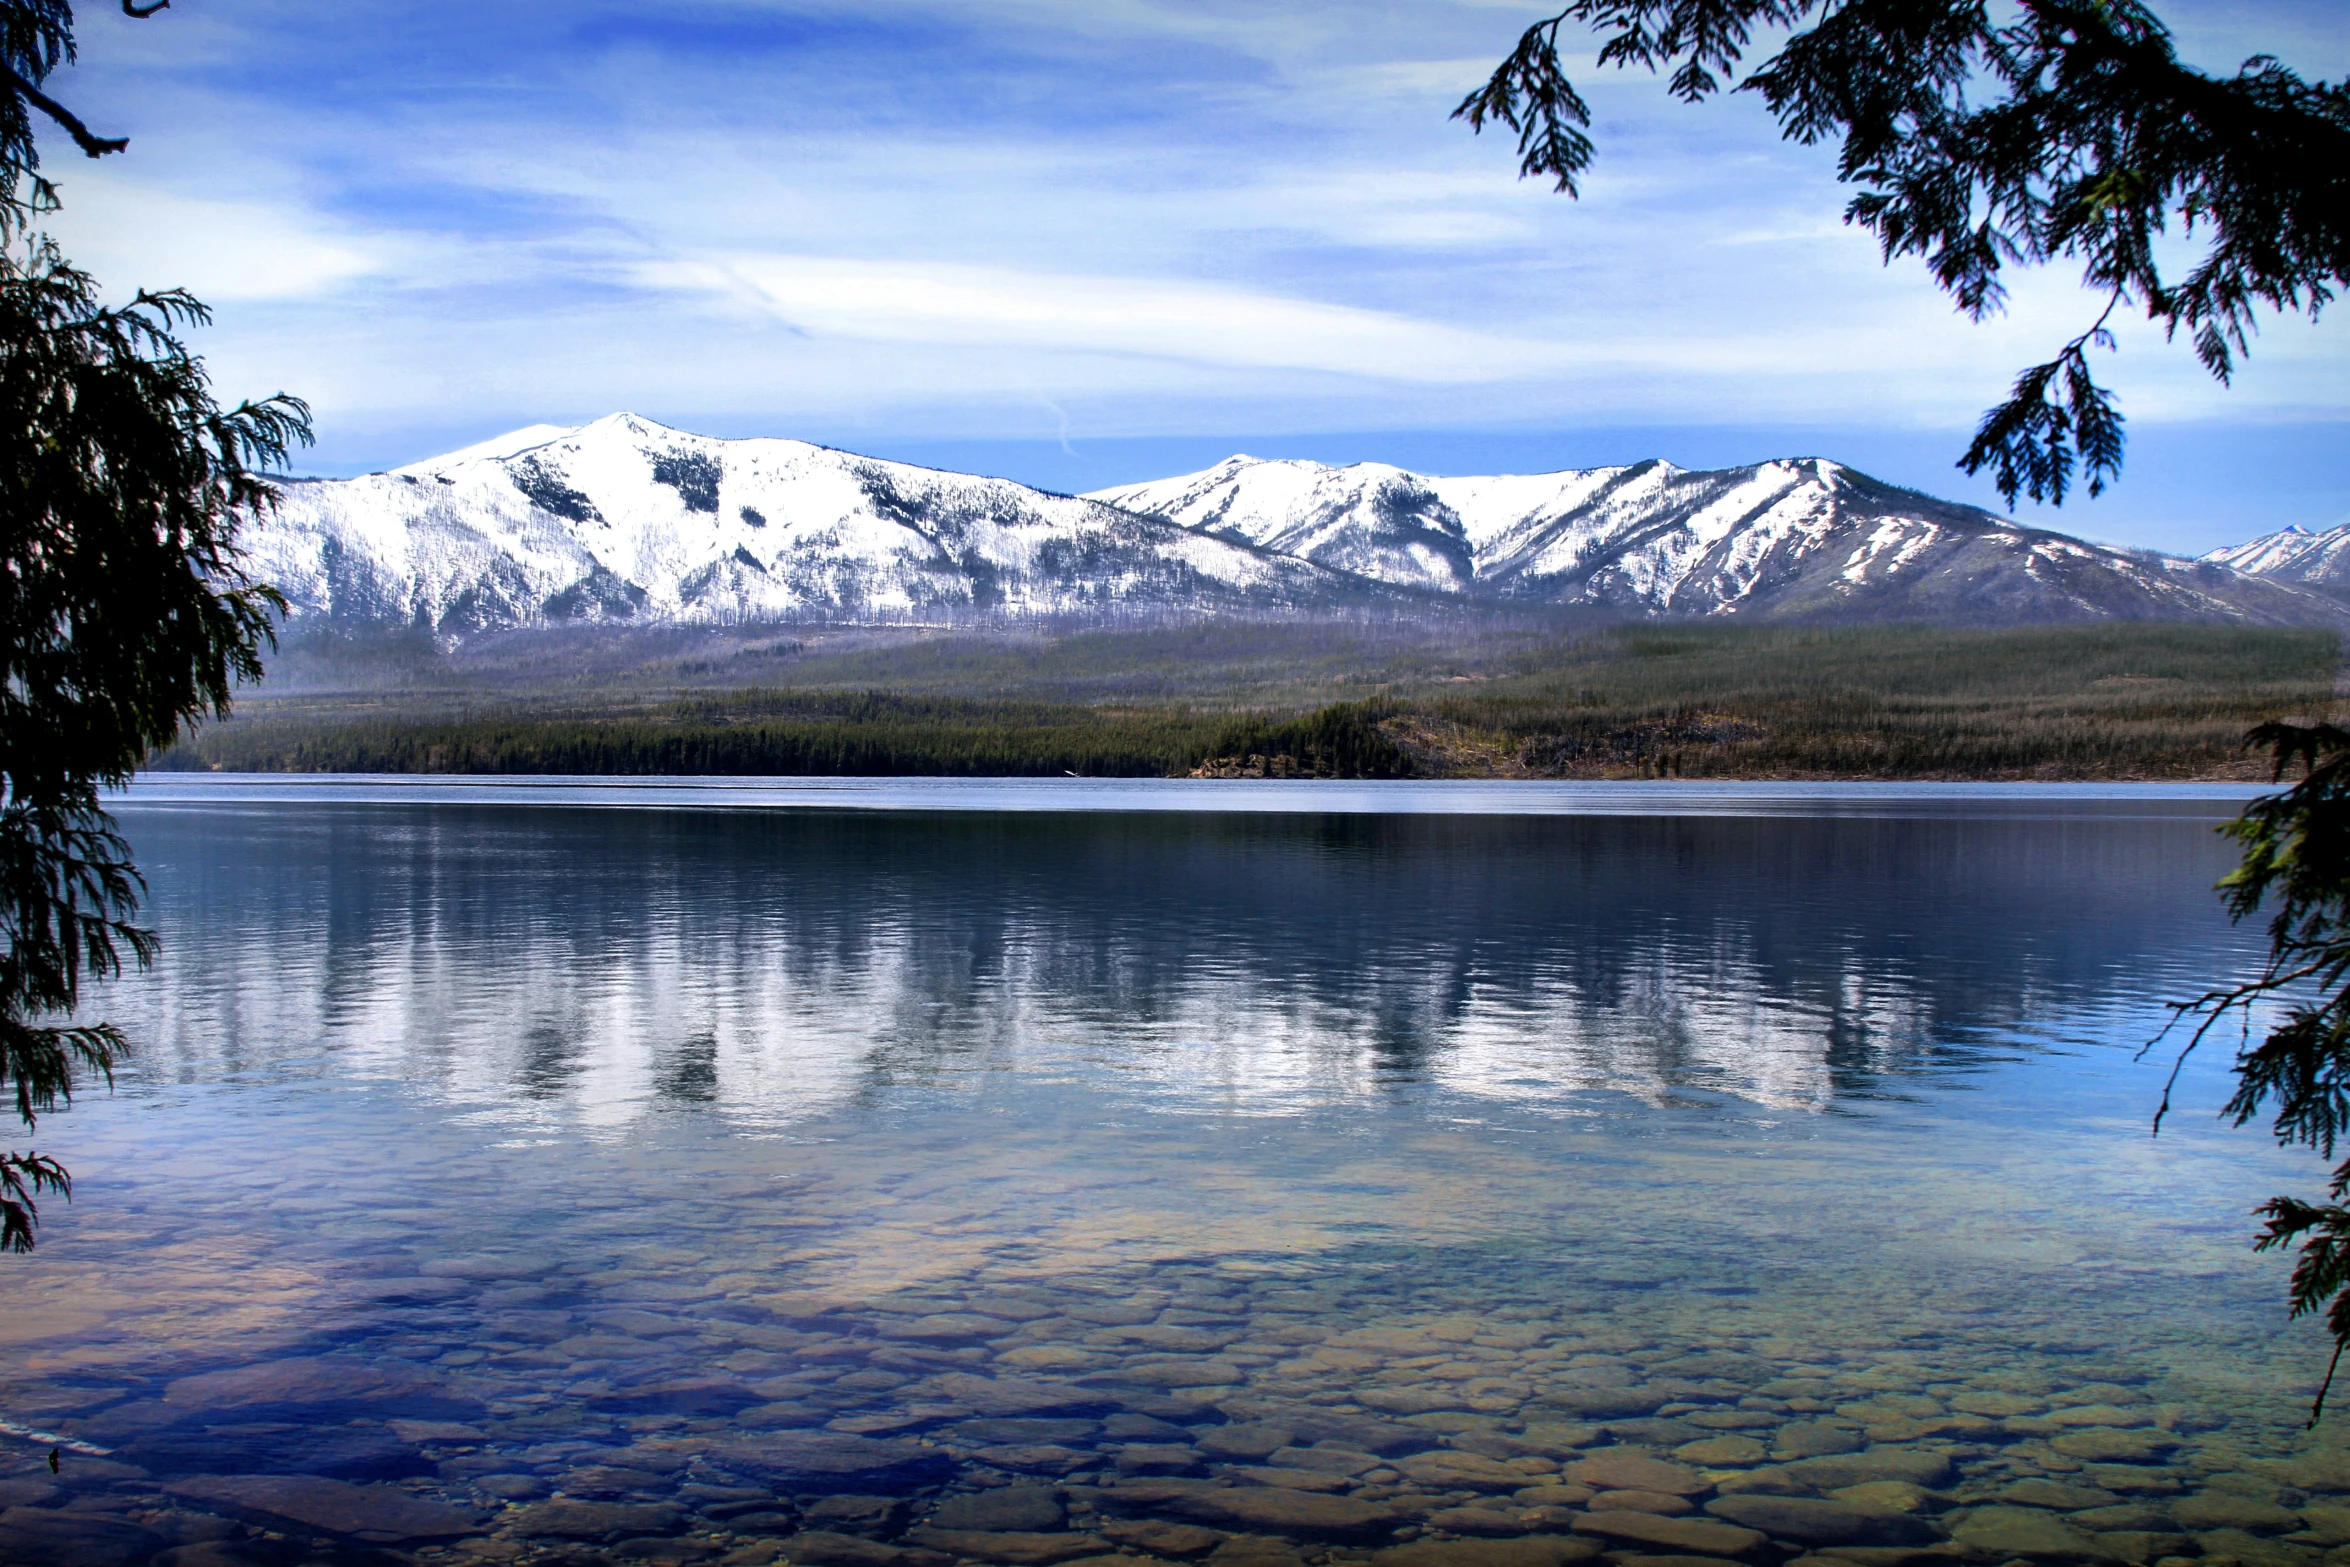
[0,785,2341,1567]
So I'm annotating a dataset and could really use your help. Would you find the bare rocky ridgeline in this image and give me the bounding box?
[0,1251,2339,1567]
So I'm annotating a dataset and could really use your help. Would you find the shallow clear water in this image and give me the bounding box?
[1,779,2342,1566]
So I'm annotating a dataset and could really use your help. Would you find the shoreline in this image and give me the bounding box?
[111,773,2271,817]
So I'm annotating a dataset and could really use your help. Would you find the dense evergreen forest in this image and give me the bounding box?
[155,620,2342,781]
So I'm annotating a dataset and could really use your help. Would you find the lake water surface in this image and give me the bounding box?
[2,779,2344,1567]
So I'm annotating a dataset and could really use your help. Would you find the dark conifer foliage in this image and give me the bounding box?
[2161,725,2350,1422]
[1460,1,2350,506]
[0,1,309,1248]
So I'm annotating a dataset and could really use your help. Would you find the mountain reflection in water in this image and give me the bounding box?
[118,800,2252,1120]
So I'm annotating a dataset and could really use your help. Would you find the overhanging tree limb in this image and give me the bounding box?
[2152,721,2350,1421]
[0,59,117,155]
[1459,0,2350,505]
[0,0,309,1252]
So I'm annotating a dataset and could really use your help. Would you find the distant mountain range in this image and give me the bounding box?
[243,414,2348,633]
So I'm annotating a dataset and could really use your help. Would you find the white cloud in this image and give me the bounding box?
[642,253,1585,382]
[47,177,389,302]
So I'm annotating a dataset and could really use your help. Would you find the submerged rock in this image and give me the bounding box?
[507,1499,688,1539]
[593,1377,761,1415]
[1571,1510,1766,1556]
[2049,1431,2175,1463]
[1830,1482,1937,1514]
[1097,1517,1228,1557]
[907,1528,1113,1563]
[1541,1391,1669,1420]
[1771,1423,1865,1460]
[1116,1443,1204,1476]
[803,1494,911,1535]
[2065,1504,2173,1533]
[1265,1446,1380,1477]
[1424,1505,1534,1535]
[1947,1505,2097,1559]
[930,1486,1067,1532]
[928,1374,1114,1418]
[1769,1450,1956,1492]
[1222,1465,1350,1493]
[2089,1528,2196,1563]
[1396,1451,1529,1492]
[958,1420,1102,1447]
[161,1357,458,1415]
[0,1507,168,1567]
[976,1444,1095,1475]
[1704,1495,1935,1547]
[1360,1390,1472,1416]
[779,1530,953,1567]
[1563,1453,1708,1495]
[1676,1436,1767,1466]
[1205,1535,1311,1567]
[1606,1419,1707,1447]
[2190,1526,2326,1567]
[2171,1493,2305,1532]
[1166,1486,1400,1539]
[1588,1489,1695,1516]
[1994,1480,2116,1510]
[1372,1538,1602,1567]
[166,1474,479,1541]
[1200,1425,1295,1461]
[129,1419,433,1481]
[879,1313,1014,1343]
[0,1479,58,1509]
[708,1432,953,1491]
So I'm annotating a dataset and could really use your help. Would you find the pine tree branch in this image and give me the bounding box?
[0,62,126,159]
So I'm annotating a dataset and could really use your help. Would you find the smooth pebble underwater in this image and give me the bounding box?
[0,778,2338,1567]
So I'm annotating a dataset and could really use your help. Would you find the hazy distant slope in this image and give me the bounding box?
[249,415,1372,634]
[1091,454,2334,625]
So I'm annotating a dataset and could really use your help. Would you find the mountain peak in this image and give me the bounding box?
[580,411,694,441]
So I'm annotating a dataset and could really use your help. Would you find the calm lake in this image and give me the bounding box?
[2,779,2344,1567]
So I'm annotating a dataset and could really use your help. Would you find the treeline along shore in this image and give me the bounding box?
[155,622,2345,781]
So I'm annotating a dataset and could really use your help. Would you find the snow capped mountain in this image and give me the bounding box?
[2202,523,2350,588]
[242,416,2346,635]
[246,414,1364,634]
[1089,454,2329,623]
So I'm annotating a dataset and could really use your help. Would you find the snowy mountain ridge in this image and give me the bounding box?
[2202,522,2350,589]
[240,414,2347,634]
[252,414,1357,633]
[1085,453,2327,623]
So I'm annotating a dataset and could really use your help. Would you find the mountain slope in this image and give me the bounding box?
[1089,455,2336,626]
[247,415,1380,634]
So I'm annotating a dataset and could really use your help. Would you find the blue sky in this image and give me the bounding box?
[37,0,2350,553]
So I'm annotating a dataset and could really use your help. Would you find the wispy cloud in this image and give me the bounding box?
[643,253,1579,381]
[59,177,405,302]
